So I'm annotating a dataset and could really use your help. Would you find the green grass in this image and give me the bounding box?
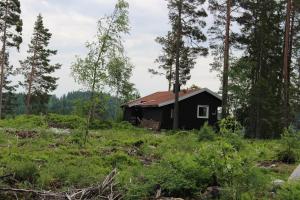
[0,115,299,199]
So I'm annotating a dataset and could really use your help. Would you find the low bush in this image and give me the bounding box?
[223,132,245,151]
[123,153,211,199]
[0,115,47,129]
[219,117,243,136]
[276,128,299,164]
[198,122,216,141]
[276,182,300,200]
[70,129,85,146]
[10,161,39,184]
[197,142,268,199]
[89,120,112,130]
[46,114,85,129]
[113,121,136,130]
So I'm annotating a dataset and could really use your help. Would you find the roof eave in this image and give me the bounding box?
[158,88,222,107]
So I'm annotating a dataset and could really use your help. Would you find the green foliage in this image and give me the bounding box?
[197,142,268,199]
[276,182,300,200]
[198,122,216,141]
[124,153,210,199]
[0,116,298,199]
[19,14,61,114]
[219,117,243,136]
[277,128,300,164]
[89,120,112,130]
[10,161,39,184]
[46,114,85,129]
[113,121,136,130]
[0,115,47,129]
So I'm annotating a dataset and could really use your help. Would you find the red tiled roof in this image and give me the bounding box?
[125,89,201,107]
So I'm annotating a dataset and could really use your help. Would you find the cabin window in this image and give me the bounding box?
[197,105,209,119]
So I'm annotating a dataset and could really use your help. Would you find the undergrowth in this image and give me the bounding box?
[0,115,299,199]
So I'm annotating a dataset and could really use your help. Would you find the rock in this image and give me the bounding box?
[49,128,71,135]
[272,179,285,187]
[289,164,300,181]
[202,186,221,199]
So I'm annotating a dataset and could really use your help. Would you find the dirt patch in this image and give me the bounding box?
[5,129,38,139]
[257,160,296,175]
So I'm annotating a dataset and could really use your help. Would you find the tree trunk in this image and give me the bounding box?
[168,61,173,92]
[26,65,35,115]
[173,1,182,130]
[287,2,295,120]
[221,0,232,119]
[0,0,8,119]
[283,0,292,128]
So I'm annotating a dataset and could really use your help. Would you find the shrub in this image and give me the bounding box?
[46,114,85,129]
[113,121,136,130]
[219,117,243,136]
[89,120,112,130]
[198,122,216,141]
[104,152,138,169]
[223,132,245,151]
[276,182,300,200]
[196,142,268,199]
[70,129,85,147]
[0,115,47,129]
[11,161,39,184]
[123,153,211,199]
[276,128,299,164]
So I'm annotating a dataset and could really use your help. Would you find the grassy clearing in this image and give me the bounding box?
[0,115,299,199]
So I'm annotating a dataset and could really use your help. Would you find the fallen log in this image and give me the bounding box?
[0,169,122,200]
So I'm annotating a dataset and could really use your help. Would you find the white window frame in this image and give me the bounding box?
[197,105,209,119]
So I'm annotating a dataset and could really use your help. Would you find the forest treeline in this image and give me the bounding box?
[12,91,121,120]
[0,0,300,138]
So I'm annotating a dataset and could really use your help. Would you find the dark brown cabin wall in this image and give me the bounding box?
[178,91,221,129]
[161,91,221,130]
[141,107,162,122]
[123,91,222,130]
[123,107,131,121]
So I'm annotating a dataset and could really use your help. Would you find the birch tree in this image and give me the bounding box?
[71,0,130,139]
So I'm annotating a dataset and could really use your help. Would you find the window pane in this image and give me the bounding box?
[198,106,208,118]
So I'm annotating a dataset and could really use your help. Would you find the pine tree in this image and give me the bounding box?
[149,30,198,91]
[166,0,208,130]
[233,0,286,138]
[19,14,61,114]
[0,0,22,118]
[2,53,17,117]
[149,31,176,91]
[209,0,242,118]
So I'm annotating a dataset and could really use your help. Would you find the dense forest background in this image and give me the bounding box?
[13,91,123,121]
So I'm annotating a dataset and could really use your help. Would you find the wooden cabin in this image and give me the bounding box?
[122,88,222,130]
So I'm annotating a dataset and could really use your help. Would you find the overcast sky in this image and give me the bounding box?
[12,0,220,97]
